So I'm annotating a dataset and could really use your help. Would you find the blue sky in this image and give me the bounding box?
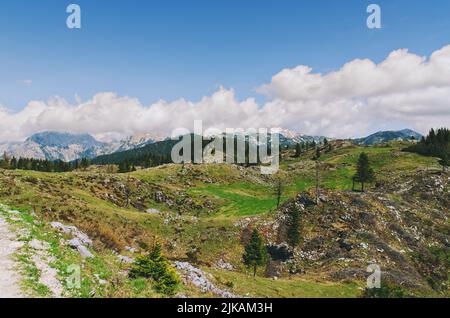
[1,0,450,111]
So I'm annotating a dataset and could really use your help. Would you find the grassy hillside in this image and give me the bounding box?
[0,141,448,298]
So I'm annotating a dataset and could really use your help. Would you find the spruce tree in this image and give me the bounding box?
[80,158,90,170]
[353,152,375,192]
[313,147,321,204]
[295,143,301,157]
[243,229,267,277]
[315,147,321,160]
[273,177,284,208]
[439,152,449,172]
[129,243,180,295]
[405,128,449,169]
[10,157,17,169]
[287,207,301,248]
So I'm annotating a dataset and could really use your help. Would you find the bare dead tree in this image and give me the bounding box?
[273,176,285,209]
[315,160,320,205]
[124,175,132,208]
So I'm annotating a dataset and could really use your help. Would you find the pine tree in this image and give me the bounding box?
[10,157,17,169]
[0,152,10,169]
[312,147,321,204]
[243,229,267,277]
[119,161,130,173]
[80,158,90,170]
[278,144,283,162]
[439,152,449,172]
[124,175,132,208]
[295,143,302,157]
[129,243,180,295]
[353,152,375,192]
[273,177,284,208]
[287,207,301,248]
[315,147,321,160]
[301,141,306,152]
[405,128,449,169]
[326,143,333,153]
[73,159,79,170]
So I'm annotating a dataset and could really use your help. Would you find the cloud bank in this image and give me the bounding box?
[1,45,450,142]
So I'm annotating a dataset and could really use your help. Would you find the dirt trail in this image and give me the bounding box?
[0,217,24,298]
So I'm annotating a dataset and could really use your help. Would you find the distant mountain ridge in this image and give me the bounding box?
[217,129,327,147]
[27,132,104,148]
[353,129,423,145]
[0,131,161,162]
[0,129,423,162]
[111,133,167,153]
[0,132,110,162]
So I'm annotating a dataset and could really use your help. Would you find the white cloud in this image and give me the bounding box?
[1,45,450,143]
[0,89,261,142]
[257,45,450,137]
[259,46,450,101]
[19,80,33,85]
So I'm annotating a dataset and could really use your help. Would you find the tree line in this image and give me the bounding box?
[0,152,90,172]
[294,139,331,158]
[404,128,449,170]
[94,134,286,173]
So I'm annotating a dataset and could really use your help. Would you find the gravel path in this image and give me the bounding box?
[0,217,24,298]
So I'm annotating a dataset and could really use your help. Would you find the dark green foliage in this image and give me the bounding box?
[93,134,272,169]
[286,207,301,248]
[129,244,180,295]
[315,147,321,160]
[438,153,449,171]
[405,128,450,171]
[362,284,411,298]
[0,155,89,173]
[295,143,302,157]
[305,141,310,150]
[118,160,134,173]
[79,158,91,170]
[243,229,267,277]
[273,177,285,208]
[353,152,375,192]
[93,139,178,168]
[266,245,293,262]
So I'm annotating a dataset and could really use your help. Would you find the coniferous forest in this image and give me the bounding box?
[404,128,450,170]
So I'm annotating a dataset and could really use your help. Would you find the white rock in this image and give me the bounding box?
[67,238,94,258]
[174,261,238,298]
[118,255,134,263]
[146,209,160,215]
[51,222,93,247]
[29,239,50,251]
[76,245,94,258]
[125,246,137,253]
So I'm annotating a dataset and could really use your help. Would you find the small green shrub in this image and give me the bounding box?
[225,281,234,288]
[129,244,180,295]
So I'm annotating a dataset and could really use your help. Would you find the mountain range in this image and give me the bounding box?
[0,131,163,162]
[0,129,422,162]
[353,129,423,145]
